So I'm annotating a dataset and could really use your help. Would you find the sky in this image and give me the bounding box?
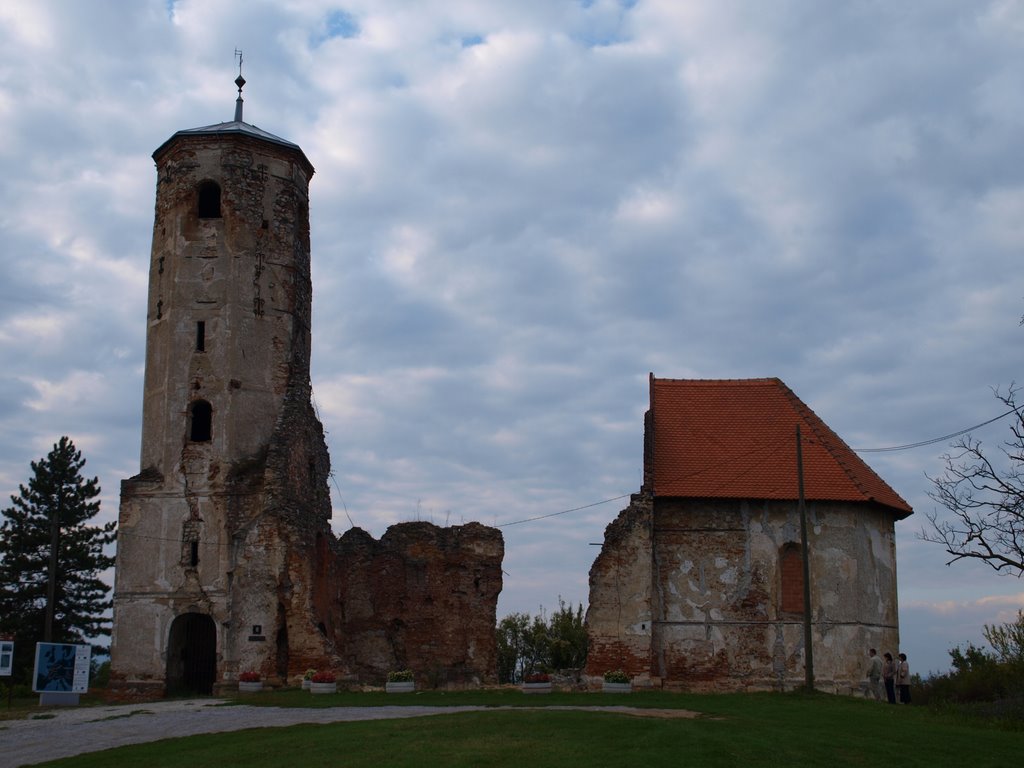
[0,0,1022,678]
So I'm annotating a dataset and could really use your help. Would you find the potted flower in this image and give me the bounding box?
[301,668,316,690]
[602,669,632,693]
[521,671,552,694]
[386,669,415,693]
[238,671,263,693]
[309,671,337,695]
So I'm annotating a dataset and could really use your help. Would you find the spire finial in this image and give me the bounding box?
[233,48,245,122]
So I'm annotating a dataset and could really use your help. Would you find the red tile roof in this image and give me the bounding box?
[649,376,912,518]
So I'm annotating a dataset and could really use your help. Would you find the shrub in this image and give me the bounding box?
[524,672,550,683]
[311,671,336,684]
[604,670,630,684]
[388,669,414,682]
[303,669,316,681]
[915,636,1024,725]
[239,671,261,683]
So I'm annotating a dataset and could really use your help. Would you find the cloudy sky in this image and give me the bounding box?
[1,0,1022,676]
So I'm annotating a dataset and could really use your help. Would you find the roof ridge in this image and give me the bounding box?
[654,376,782,385]
[777,381,911,511]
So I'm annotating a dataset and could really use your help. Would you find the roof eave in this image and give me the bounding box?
[652,491,914,520]
[152,121,314,177]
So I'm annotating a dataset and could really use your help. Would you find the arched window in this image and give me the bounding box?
[189,400,212,442]
[780,543,805,614]
[197,181,221,219]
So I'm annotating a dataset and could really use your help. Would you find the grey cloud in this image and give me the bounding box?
[0,1,1020,674]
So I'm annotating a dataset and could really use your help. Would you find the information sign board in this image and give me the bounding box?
[0,640,13,676]
[32,643,91,694]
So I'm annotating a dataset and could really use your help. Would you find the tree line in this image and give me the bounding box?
[496,598,587,683]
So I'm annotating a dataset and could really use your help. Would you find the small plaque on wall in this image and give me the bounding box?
[248,624,266,642]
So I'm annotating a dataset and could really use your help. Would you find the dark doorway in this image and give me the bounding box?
[166,612,217,695]
[275,602,289,681]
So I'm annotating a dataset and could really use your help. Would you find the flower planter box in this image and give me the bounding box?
[238,681,263,693]
[386,681,415,694]
[602,681,632,694]
[310,681,337,694]
[521,682,553,694]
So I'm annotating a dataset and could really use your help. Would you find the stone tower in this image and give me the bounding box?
[110,76,336,696]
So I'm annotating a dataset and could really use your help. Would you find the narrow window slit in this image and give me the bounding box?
[190,400,212,442]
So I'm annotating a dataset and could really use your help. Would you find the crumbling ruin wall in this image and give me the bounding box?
[325,522,504,688]
[586,496,900,692]
[584,493,655,683]
[228,375,337,686]
[209,389,506,689]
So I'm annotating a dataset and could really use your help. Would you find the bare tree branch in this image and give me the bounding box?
[920,385,1024,576]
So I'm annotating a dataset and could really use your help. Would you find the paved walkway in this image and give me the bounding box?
[1,699,699,767]
[2,699,487,767]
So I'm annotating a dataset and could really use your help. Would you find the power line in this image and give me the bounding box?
[495,493,632,528]
[497,406,1021,528]
[853,407,1020,453]
[35,406,1020,543]
[496,433,793,528]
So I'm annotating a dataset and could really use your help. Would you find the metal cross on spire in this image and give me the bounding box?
[234,48,245,122]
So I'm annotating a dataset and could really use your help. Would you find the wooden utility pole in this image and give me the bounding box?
[796,425,814,691]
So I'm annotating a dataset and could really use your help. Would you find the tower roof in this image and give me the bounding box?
[648,375,913,518]
[152,120,313,175]
[155,119,304,155]
[152,58,313,174]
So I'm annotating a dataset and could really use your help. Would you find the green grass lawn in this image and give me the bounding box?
[24,690,1023,768]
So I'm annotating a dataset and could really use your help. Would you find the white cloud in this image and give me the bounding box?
[906,593,1024,617]
[0,0,1022,663]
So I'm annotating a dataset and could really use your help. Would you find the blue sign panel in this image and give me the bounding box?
[33,643,91,693]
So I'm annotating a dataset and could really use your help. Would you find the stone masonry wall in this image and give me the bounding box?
[324,522,504,688]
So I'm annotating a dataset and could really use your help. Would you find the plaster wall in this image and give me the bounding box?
[586,496,901,692]
[138,136,313,476]
[584,494,655,682]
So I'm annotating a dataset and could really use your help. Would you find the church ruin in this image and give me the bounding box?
[109,77,502,697]
[585,375,912,692]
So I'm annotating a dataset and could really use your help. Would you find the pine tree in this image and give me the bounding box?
[0,437,115,681]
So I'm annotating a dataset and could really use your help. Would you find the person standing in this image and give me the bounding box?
[865,648,884,700]
[882,652,897,704]
[896,652,911,703]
